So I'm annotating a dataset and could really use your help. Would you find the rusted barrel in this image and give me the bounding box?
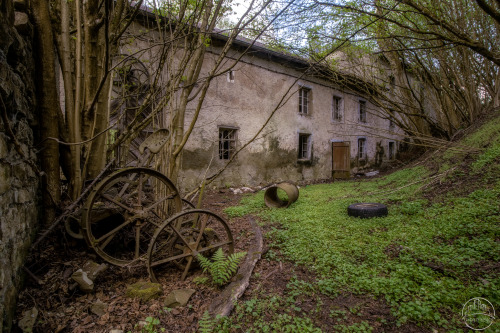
[264,182,299,208]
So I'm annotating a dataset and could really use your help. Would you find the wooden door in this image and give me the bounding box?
[332,142,350,179]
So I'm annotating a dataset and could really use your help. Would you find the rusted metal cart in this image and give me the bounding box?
[72,129,234,281]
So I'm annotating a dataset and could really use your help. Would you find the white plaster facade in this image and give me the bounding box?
[121,17,403,192]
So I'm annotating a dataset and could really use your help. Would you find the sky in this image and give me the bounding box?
[227,0,251,23]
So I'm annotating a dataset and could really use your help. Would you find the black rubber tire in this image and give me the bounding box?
[347,203,388,218]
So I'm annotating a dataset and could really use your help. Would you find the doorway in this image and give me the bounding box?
[332,141,350,179]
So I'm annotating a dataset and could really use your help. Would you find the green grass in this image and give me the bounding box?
[215,277,324,332]
[238,182,498,321]
[443,114,500,162]
[222,119,500,330]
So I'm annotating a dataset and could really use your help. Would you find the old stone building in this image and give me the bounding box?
[178,41,402,190]
[113,10,403,192]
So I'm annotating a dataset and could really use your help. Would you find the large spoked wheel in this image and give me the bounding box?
[112,54,150,96]
[81,167,182,267]
[147,209,234,283]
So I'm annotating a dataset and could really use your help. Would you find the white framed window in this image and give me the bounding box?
[332,96,342,121]
[298,133,311,160]
[358,137,366,160]
[219,127,237,159]
[227,70,235,83]
[359,100,367,123]
[299,87,311,115]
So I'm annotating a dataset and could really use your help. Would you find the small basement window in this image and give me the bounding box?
[298,87,311,115]
[298,133,311,160]
[219,127,237,160]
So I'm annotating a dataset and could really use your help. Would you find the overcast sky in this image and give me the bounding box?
[228,0,250,22]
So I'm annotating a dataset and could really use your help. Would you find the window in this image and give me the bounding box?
[359,100,367,123]
[219,127,237,160]
[389,115,395,130]
[299,87,310,115]
[358,138,366,160]
[298,133,311,160]
[227,70,235,83]
[388,141,395,160]
[332,96,342,121]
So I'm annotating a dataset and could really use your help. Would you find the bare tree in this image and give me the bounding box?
[264,0,500,145]
[31,0,276,222]
[32,0,61,223]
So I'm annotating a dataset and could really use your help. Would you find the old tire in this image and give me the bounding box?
[347,203,388,218]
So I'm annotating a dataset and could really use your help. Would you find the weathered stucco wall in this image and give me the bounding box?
[122,20,403,193]
[0,0,38,331]
[177,46,402,191]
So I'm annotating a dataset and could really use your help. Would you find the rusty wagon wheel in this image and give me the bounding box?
[147,209,234,282]
[181,198,195,210]
[81,167,182,267]
[112,54,150,95]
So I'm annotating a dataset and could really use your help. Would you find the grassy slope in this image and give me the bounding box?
[221,113,500,332]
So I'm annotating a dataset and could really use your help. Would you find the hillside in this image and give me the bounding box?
[14,112,499,333]
[221,111,500,332]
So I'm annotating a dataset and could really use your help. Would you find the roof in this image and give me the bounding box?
[133,3,380,96]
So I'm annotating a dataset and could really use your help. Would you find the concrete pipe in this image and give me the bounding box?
[264,182,299,208]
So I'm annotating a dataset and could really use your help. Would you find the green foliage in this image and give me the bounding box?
[193,276,209,285]
[198,311,214,333]
[330,309,348,322]
[224,193,265,218]
[215,292,322,332]
[218,115,500,331]
[152,0,233,26]
[197,248,246,286]
[128,317,165,333]
[461,116,500,148]
[224,153,499,330]
[444,115,500,161]
[396,199,427,215]
[334,321,373,333]
[472,142,500,171]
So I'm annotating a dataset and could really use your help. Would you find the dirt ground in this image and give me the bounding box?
[14,187,427,333]
[14,189,253,333]
[15,113,499,333]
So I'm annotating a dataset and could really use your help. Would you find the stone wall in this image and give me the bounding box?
[0,0,38,331]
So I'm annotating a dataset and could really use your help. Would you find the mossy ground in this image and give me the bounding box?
[220,114,500,332]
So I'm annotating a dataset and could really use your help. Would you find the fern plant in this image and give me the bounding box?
[197,248,246,286]
[198,311,214,333]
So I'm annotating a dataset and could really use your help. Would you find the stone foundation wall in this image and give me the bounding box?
[0,0,39,331]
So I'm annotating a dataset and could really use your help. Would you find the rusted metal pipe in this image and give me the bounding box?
[264,182,299,208]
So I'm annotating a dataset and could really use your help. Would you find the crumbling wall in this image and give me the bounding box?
[0,0,39,331]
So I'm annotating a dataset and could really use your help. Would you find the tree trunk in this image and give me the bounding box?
[32,0,61,225]
[59,0,83,198]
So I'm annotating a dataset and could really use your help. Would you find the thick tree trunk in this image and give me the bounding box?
[86,75,111,178]
[60,0,83,198]
[32,0,61,225]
